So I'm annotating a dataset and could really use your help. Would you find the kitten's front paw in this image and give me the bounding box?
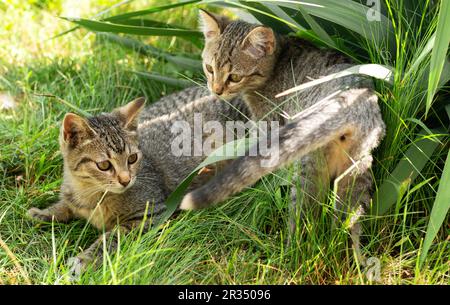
[27,207,54,222]
[66,255,90,280]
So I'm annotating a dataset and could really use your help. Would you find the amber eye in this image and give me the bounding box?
[128,153,138,164]
[96,160,111,171]
[229,74,242,83]
[205,64,213,74]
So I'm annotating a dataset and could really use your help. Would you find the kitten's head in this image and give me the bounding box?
[60,98,145,194]
[199,10,278,100]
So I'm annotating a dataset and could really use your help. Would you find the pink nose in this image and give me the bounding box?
[213,84,224,95]
[118,172,131,187]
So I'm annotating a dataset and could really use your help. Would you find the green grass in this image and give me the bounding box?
[0,0,449,284]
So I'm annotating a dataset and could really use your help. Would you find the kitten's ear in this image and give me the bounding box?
[114,97,146,130]
[62,113,94,147]
[198,9,229,40]
[241,26,275,59]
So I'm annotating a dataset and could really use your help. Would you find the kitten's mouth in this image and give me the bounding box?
[215,92,236,101]
[207,84,237,101]
[110,189,126,194]
[107,179,135,194]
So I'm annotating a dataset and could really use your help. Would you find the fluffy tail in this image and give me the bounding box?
[180,89,376,210]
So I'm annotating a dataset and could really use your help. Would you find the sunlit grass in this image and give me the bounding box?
[0,0,448,284]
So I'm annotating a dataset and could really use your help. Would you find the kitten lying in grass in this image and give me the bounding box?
[27,87,249,275]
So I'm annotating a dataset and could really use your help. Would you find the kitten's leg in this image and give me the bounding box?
[288,152,329,245]
[27,200,74,223]
[67,226,128,277]
[288,174,313,245]
[333,156,373,265]
[67,219,151,277]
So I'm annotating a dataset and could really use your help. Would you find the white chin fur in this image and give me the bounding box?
[108,187,126,194]
[218,94,235,101]
[108,181,135,194]
[179,193,195,210]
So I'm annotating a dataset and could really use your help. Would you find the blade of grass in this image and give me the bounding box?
[275,64,393,98]
[371,128,446,216]
[112,18,190,29]
[106,18,203,47]
[98,33,202,71]
[206,0,353,57]
[425,0,450,116]
[295,5,336,48]
[50,0,137,39]
[104,0,201,22]
[133,71,193,88]
[61,17,202,39]
[246,0,394,46]
[420,104,450,266]
[420,140,450,266]
[264,3,335,48]
[152,137,257,227]
[404,33,435,81]
[32,93,91,117]
[253,2,306,32]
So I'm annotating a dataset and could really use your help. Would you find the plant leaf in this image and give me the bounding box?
[98,33,202,71]
[419,140,450,267]
[425,0,450,116]
[275,64,393,98]
[50,0,137,39]
[419,104,450,266]
[153,137,257,227]
[133,71,193,88]
[245,0,394,46]
[61,17,202,38]
[295,5,336,48]
[371,128,446,216]
[112,18,190,29]
[104,0,201,22]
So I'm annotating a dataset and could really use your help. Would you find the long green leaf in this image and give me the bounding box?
[205,0,354,57]
[98,33,202,71]
[153,137,257,227]
[420,140,450,267]
[420,104,450,266]
[53,0,199,39]
[250,3,307,34]
[404,33,435,81]
[61,17,202,38]
[104,0,201,22]
[295,5,336,48]
[50,0,137,39]
[275,64,393,98]
[426,0,450,115]
[246,0,394,46]
[112,18,190,30]
[262,3,335,48]
[111,18,204,47]
[371,129,446,216]
[133,71,193,88]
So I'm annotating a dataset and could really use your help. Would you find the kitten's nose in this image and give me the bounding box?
[118,172,131,187]
[213,84,224,95]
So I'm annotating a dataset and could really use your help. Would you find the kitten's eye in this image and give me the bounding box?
[97,160,111,171]
[229,74,243,83]
[128,153,138,164]
[205,64,213,74]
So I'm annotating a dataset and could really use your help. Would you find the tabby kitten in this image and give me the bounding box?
[28,86,249,274]
[181,11,385,254]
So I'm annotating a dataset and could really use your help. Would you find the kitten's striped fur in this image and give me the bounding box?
[28,86,250,273]
[181,11,386,257]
